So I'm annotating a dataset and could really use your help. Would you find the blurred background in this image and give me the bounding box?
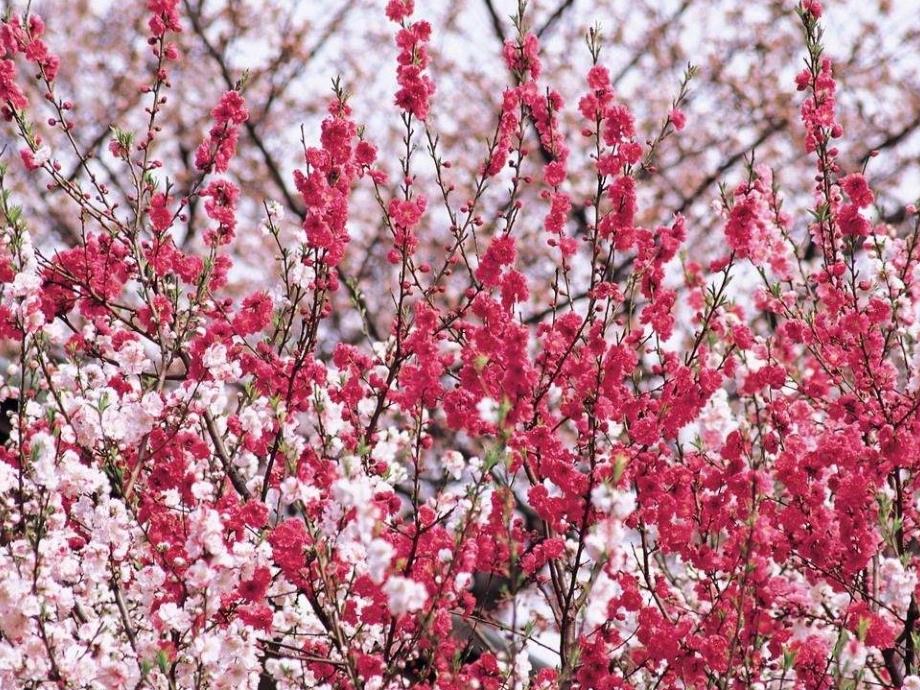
[3,0,919,343]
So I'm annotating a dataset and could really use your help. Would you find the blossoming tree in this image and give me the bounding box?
[1,0,919,688]
[5,0,918,329]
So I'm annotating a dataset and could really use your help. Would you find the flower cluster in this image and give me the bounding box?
[389,3,435,120]
[0,14,59,117]
[195,90,249,174]
[295,97,372,267]
[148,0,182,39]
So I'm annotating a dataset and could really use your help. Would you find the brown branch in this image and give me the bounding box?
[481,0,507,42]
[537,0,576,38]
[675,117,788,215]
[860,112,920,165]
[613,0,694,87]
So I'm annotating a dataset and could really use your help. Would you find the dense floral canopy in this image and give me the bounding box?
[0,0,919,689]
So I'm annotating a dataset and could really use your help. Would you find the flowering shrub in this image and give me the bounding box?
[0,0,919,688]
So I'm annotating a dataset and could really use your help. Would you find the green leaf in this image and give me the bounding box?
[156,649,170,674]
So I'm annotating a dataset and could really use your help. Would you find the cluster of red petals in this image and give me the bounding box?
[0,15,59,117]
[389,5,435,120]
[195,90,249,173]
[295,99,374,267]
[147,0,182,39]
